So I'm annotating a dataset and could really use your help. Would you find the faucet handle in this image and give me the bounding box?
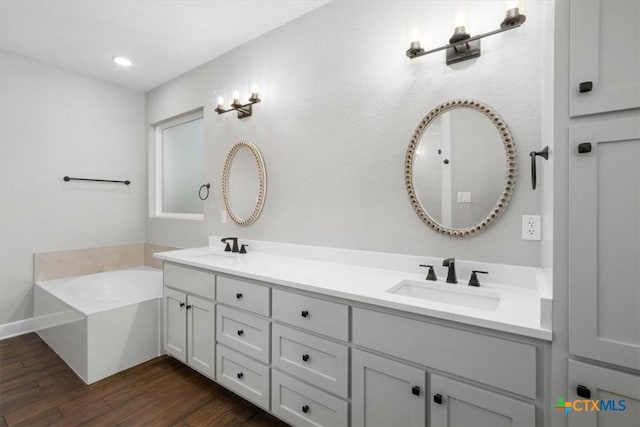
[223,242,232,252]
[468,270,488,287]
[239,244,249,254]
[419,264,438,281]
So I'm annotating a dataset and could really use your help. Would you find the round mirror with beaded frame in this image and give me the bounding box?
[405,99,516,237]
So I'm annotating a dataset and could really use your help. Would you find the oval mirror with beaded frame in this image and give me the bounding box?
[222,141,267,226]
[405,99,516,237]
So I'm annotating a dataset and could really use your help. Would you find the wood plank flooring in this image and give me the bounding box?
[0,333,289,426]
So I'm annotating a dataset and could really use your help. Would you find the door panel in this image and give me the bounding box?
[163,287,186,362]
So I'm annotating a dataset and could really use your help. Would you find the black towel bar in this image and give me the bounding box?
[63,176,131,185]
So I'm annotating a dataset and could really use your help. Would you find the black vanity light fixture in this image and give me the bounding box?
[215,88,261,119]
[406,5,526,66]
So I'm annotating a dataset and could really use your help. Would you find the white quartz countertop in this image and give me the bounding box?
[154,245,552,341]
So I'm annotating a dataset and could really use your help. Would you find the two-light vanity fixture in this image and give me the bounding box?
[406,4,526,65]
[215,87,261,119]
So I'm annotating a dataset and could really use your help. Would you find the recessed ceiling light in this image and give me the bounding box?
[113,56,132,67]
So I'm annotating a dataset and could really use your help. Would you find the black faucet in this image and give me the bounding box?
[221,237,239,253]
[442,258,457,284]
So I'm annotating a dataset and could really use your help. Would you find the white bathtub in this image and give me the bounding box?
[34,268,162,384]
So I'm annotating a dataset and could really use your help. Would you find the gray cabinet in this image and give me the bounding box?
[163,288,215,378]
[568,360,640,427]
[430,374,535,427]
[569,0,640,116]
[163,287,187,362]
[351,349,426,427]
[568,117,640,371]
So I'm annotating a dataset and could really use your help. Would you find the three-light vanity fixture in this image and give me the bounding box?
[406,3,526,65]
[215,88,261,119]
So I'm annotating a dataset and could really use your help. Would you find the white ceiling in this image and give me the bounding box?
[0,0,330,92]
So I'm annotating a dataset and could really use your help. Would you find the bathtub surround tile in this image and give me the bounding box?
[33,243,172,282]
[34,244,145,281]
[144,243,176,270]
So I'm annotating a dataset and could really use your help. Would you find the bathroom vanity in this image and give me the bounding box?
[155,240,551,427]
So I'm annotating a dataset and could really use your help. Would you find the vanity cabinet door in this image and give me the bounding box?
[567,360,640,427]
[351,349,426,427]
[430,374,535,427]
[163,287,187,362]
[569,0,640,116]
[569,117,640,370]
[186,294,215,379]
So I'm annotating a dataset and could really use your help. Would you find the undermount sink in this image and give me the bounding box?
[387,280,501,311]
[192,251,237,260]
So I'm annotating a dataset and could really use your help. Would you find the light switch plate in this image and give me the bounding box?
[522,215,541,240]
[457,192,471,203]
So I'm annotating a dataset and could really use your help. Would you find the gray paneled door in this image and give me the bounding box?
[569,0,640,116]
[569,116,640,371]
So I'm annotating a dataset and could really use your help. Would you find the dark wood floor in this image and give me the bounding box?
[0,333,289,426]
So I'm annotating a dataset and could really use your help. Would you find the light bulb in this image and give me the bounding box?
[112,56,132,67]
[505,1,519,9]
[407,23,422,44]
[216,96,224,108]
[232,91,240,103]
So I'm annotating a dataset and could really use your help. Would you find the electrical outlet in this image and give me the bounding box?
[457,191,471,203]
[522,215,541,240]
[221,210,228,223]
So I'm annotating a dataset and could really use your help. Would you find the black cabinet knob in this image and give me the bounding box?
[237,372,243,380]
[186,305,192,310]
[302,405,310,414]
[236,293,243,299]
[237,329,244,336]
[433,393,443,404]
[578,142,592,154]
[411,386,421,396]
[179,302,185,308]
[577,385,591,399]
[302,354,310,362]
[579,81,593,93]
[301,310,309,318]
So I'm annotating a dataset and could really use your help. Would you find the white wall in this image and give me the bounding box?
[146,1,546,266]
[0,51,146,324]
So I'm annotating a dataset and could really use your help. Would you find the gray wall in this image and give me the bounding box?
[146,0,545,266]
[0,51,146,324]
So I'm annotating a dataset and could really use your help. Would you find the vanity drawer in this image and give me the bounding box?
[352,307,537,399]
[272,289,348,341]
[216,345,269,410]
[272,324,349,398]
[217,275,270,317]
[163,263,215,299]
[271,370,348,427]
[216,305,270,363]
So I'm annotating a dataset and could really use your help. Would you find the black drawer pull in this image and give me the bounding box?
[179,302,185,308]
[433,393,443,404]
[302,405,310,414]
[301,310,309,318]
[302,354,310,362]
[237,329,244,336]
[578,142,592,154]
[577,385,591,399]
[579,81,593,93]
[236,293,243,299]
[186,304,192,310]
[411,385,421,396]
[237,372,243,380]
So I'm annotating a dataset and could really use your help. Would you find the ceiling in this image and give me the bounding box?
[0,0,330,92]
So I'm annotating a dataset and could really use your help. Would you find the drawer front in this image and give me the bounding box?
[217,275,270,317]
[271,370,348,427]
[216,345,269,410]
[217,305,270,363]
[163,263,215,299]
[272,289,348,341]
[352,307,537,399]
[272,324,349,398]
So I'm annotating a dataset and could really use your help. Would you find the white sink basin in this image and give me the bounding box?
[192,251,237,260]
[387,280,501,311]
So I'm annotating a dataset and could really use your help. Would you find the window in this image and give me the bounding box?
[150,110,204,220]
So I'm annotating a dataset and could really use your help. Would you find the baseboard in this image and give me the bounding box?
[0,317,34,340]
